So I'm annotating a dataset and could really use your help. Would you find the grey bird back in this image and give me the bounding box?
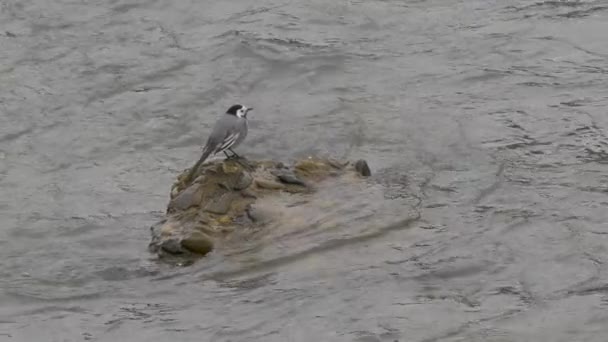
[205,114,247,154]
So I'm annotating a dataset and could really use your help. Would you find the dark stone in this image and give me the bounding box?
[354,159,371,177]
[160,239,185,254]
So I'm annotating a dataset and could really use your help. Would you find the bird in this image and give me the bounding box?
[185,104,252,182]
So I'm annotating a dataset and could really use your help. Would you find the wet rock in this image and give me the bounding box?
[326,158,348,170]
[246,205,274,225]
[150,156,373,259]
[255,178,285,190]
[181,231,213,255]
[221,161,243,174]
[216,215,232,225]
[197,214,211,225]
[354,159,371,177]
[295,158,331,175]
[159,221,175,236]
[232,171,253,190]
[160,239,184,255]
[168,184,203,211]
[203,192,236,215]
[240,189,258,199]
[272,169,308,187]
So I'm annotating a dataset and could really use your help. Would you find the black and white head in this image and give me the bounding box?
[226,104,253,118]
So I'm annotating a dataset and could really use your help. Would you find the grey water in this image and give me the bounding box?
[2,0,608,341]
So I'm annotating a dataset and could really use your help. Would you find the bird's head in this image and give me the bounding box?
[226,104,253,118]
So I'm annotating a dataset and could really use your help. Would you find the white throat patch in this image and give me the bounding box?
[236,106,248,118]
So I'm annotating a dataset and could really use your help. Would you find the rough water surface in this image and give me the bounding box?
[1,0,608,341]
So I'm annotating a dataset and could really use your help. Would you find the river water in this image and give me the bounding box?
[2,0,608,341]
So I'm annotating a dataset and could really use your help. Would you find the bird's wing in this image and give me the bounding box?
[187,115,240,183]
[203,115,234,152]
[216,131,240,153]
[209,126,240,155]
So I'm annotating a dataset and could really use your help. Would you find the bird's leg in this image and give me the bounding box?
[222,149,251,170]
[223,150,242,161]
[228,148,241,160]
[233,157,253,172]
[226,149,253,171]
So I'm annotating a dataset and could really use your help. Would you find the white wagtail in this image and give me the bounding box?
[186,104,252,181]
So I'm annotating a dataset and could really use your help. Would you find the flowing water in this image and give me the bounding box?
[2,0,608,341]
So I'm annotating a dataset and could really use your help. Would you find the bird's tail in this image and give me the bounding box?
[185,147,213,184]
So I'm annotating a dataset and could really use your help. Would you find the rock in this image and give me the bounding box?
[160,239,184,255]
[203,192,236,215]
[149,156,374,259]
[181,231,214,255]
[197,214,211,224]
[240,189,258,199]
[168,183,203,211]
[246,204,274,224]
[272,169,308,187]
[216,215,232,225]
[232,171,253,190]
[326,158,348,170]
[221,161,242,174]
[255,178,285,190]
[295,158,331,175]
[354,159,371,177]
[160,221,176,236]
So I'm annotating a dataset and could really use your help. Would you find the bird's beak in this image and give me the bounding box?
[246,107,253,112]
